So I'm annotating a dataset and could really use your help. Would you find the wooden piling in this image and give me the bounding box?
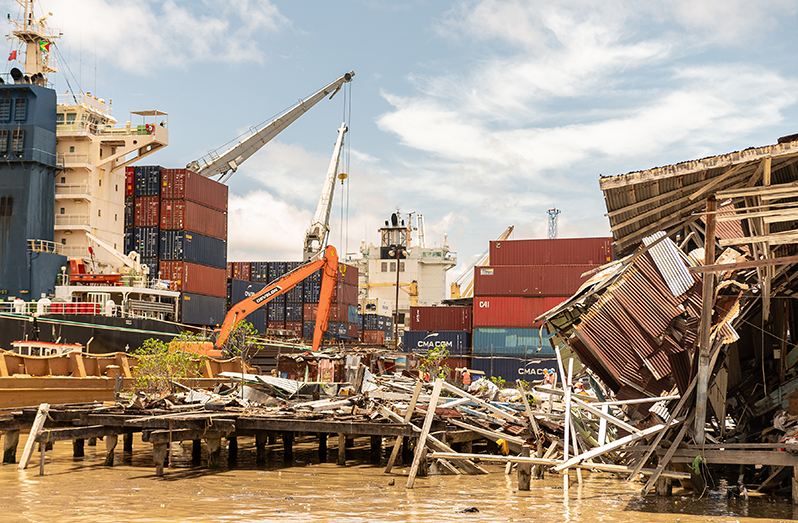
[206,438,222,469]
[268,431,277,444]
[19,403,49,471]
[337,433,346,466]
[256,433,267,465]
[318,433,327,463]
[88,437,97,447]
[3,430,19,463]
[153,443,168,476]
[104,434,118,466]
[123,432,133,453]
[370,435,382,463]
[227,437,238,465]
[793,466,798,505]
[385,381,423,474]
[282,432,294,464]
[518,444,531,491]
[72,438,84,458]
[192,439,202,464]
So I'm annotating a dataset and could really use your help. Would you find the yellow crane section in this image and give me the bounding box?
[360,281,419,307]
[450,225,514,299]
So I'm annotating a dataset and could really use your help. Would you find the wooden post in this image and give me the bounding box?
[370,435,382,463]
[153,443,168,476]
[402,436,412,464]
[18,403,49,471]
[695,194,717,446]
[517,379,543,478]
[385,381,423,473]
[562,359,573,490]
[39,440,46,476]
[318,433,327,463]
[88,437,97,447]
[206,438,222,469]
[255,433,267,465]
[3,430,19,463]
[462,440,473,455]
[337,433,346,466]
[268,431,277,445]
[73,438,84,458]
[192,439,202,464]
[518,444,531,491]
[793,465,798,505]
[104,434,118,467]
[656,476,673,496]
[123,432,133,453]
[417,448,429,477]
[407,378,443,489]
[227,437,238,466]
[282,432,294,464]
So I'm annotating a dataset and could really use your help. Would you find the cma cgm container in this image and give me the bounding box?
[134,165,161,197]
[472,296,567,328]
[159,261,226,297]
[410,306,471,332]
[472,327,555,358]
[160,200,228,240]
[134,196,160,227]
[134,227,159,258]
[159,231,226,269]
[228,278,266,306]
[402,331,470,356]
[181,292,226,326]
[490,237,614,266]
[471,356,558,383]
[161,168,228,212]
[473,265,594,297]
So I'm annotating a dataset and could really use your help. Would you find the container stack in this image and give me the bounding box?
[358,313,393,346]
[403,305,473,371]
[471,237,613,382]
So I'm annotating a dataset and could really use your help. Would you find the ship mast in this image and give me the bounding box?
[8,0,60,78]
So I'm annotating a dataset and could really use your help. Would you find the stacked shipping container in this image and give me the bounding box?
[403,306,473,365]
[471,237,613,382]
[359,313,393,346]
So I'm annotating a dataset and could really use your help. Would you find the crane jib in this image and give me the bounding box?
[253,286,282,304]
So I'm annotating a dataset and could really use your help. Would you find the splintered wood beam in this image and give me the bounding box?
[715,208,798,222]
[688,163,747,201]
[689,254,798,273]
[720,230,798,247]
[553,423,670,472]
[718,180,798,199]
[384,380,423,474]
[406,379,442,489]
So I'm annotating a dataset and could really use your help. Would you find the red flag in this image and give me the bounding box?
[8,50,16,61]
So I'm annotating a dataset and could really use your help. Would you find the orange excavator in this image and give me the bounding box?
[214,245,339,352]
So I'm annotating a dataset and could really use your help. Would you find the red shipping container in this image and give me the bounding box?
[285,321,303,335]
[328,303,348,322]
[490,237,614,266]
[134,196,160,227]
[125,167,135,198]
[410,306,472,332]
[160,200,227,240]
[303,302,319,320]
[159,261,226,297]
[472,296,567,328]
[338,263,358,286]
[268,321,286,330]
[231,262,250,281]
[161,168,228,212]
[226,262,233,279]
[347,323,358,339]
[331,282,357,305]
[474,265,595,297]
[362,330,385,345]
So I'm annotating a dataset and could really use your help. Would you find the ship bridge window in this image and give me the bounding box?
[56,113,64,124]
[0,98,10,122]
[66,113,76,124]
[14,97,26,122]
[11,129,24,156]
[0,130,8,157]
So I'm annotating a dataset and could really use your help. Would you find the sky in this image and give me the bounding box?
[11,0,798,287]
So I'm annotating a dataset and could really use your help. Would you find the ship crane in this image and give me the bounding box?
[303,123,347,261]
[188,71,355,183]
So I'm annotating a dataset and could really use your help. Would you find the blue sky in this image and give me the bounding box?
[14,0,798,284]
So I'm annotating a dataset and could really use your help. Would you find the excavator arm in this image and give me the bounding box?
[215,245,339,351]
[189,71,355,182]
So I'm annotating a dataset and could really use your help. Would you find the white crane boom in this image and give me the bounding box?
[84,232,149,277]
[188,71,355,182]
[303,123,347,261]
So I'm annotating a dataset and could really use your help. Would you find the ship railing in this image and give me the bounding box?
[27,239,63,255]
[55,214,91,227]
[58,153,93,167]
[57,92,111,114]
[55,183,92,196]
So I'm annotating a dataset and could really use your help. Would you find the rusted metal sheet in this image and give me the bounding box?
[490,237,614,266]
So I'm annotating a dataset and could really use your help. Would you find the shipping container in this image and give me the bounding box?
[226,262,233,279]
[473,265,595,297]
[124,198,134,228]
[227,278,267,306]
[285,302,303,322]
[180,292,226,326]
[339,263,358,286]
[267,301,285,322]
[347,323,358,339]
[134,227,159,258]
[267,321,286,331]
[159,231,226,269]
[303,302,319,321]
[159,261,226,297]
[328,303,348,323]
[161,168,228,212]
[141,258,159,278]
[470,356,558,384]
[246,308,267,334]
[230,262,250,282]
[134,165,161,197]
[409,306,472,332]
[124,167,134,198]
[331,282,357,305]
[285,284,303,303]
[472,296,567,328]
[402,331,470,356]
[249,262,269,282]
[361,329,386,345]
[123,231,134,255]
[303,281,321,303]
[439,358,472,381]
[490,237,614,266]
[325,321,348,338]
[472,327,555,357]
[303,321,315,339]
[347,305,358,324]
[160,199,228,240]
[285,321,303,335]
[134,196,160,227]
[267,262,286,282]
[305,268,321,284]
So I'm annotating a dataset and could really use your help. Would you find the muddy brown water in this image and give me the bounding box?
[1,434,797,522]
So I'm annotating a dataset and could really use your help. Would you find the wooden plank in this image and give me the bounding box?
[695,195,716,446]
[440,381,525,425]
[406,378,442,489]
[385,380,422,474]
[718,180,798,199]
[447,418,526,451]
[35,425,129,442]
[18,403,48,470]
[720,230,798,247]
[689,254,798,273]
[236,418,417,437]
[553,423,669,472]
[641,411,693,496]
[688,163,747,201]
[144,429,228,444]
[571,396,639,435]
[658,449,798,467]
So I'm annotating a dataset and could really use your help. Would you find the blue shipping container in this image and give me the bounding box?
[134,227,159,258]
[306,268,321,284]
[303,321,315,339]
[268,262,286,282]
[141,258,159,278]
[124,198,134,228]
[159,230,226,269]
[249,262,269,283]
[181,292,226,326]
[402,331,470,356]
[229,278,266,305]
[285,283,303,303]
[123,231,134,255]
[285,302,303,322]
[267,301,285,322]
[472,327,555,358]
[471,356,558,384]
[325,321,348,339]
[134,165,161,197]
[347,305,358,324]
[304,281,321,303]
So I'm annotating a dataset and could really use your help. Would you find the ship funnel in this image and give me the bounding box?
[10,68,23,84]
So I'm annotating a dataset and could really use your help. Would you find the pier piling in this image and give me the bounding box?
[3,430,19,463]
[318,432,327,463]
[104,434,118,466]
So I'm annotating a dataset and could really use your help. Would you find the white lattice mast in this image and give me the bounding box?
[547,208,561,239]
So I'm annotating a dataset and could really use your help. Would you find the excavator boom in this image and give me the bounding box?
[189,71,355,182]
[215,245,339,351]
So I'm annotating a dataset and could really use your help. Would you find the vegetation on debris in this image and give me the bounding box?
[218,319,259,361]
[418,345,451,380]
[132,333,204,395]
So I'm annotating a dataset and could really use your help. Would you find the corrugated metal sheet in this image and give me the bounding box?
[181,292,226,326]
[134,196,160,227]
[490,237,614,266]
[159,261,226,297]
[642,232,696,297]
[160,199,227,240]
[159,231,226,269]
[409,306,472,332]
[472,327,554,357]
[403,331,470,356]
[161,168,228,212]
[473,296,566,328]
[474,265,594,297]
[471,356,558,383]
